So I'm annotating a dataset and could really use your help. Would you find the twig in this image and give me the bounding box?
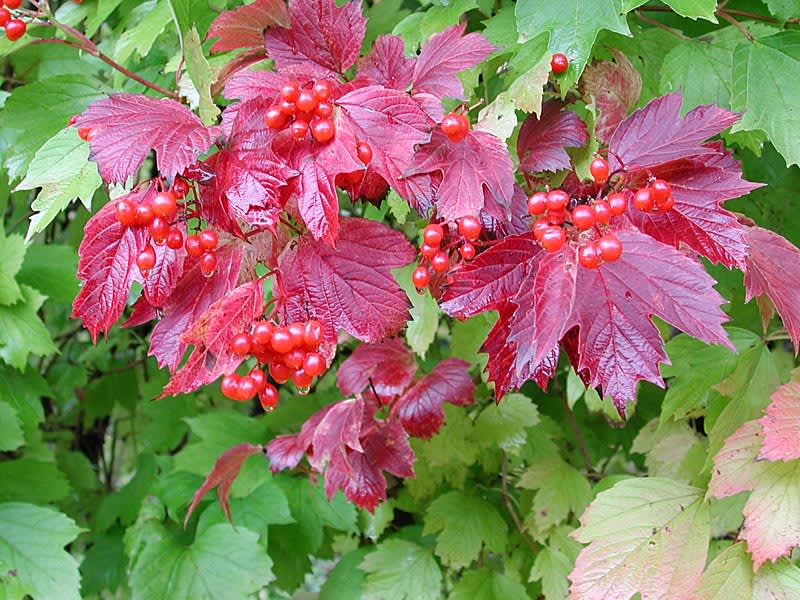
[718,10,756,42]
[635,10,690,39]
[501,454,538,554]
[559,394,595,475]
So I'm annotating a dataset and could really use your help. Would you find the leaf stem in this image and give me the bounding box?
[559,393,595,475]
[717,11,756,42]
[634,11,690,40]
[501,454,538,554]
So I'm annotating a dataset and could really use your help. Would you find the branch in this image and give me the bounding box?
[718,10,756,42]
[501,454,538,555]
[635,11,689,40]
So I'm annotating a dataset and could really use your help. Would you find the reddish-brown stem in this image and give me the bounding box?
[635,10,690,39]
[718,11,756,42]
[211,48,268,97]
[279,216,305,237]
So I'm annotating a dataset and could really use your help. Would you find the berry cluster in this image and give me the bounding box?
[441,111,470,143]
[632,178,675,212]
[413,216,481,289]
[1,0,26,42]
[222,319,327,411]
[265,79,336,143]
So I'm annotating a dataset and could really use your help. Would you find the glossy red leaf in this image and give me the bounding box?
[394,358,474,438]
[280,217,415,342]
[223,69,288,104]
[307,398,366,471]
[77,94,214,183]
[123,296,157,329]
[294,153,342,245]
[141,239,186,308]
[517,100,589,173]
[336,338,418,398]
[355,35,414,90]
[207,0,289,53]
[759,380,800,462]
[411,23,495,99]
[184,443,263,527]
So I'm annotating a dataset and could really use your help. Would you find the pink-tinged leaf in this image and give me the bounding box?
[123,296,157,328]
[337,338,417,398]
[394,358,474,438]
[149,244,243,372]
[72,186,153,342]
[266,434,308,472]
[759,380,800,462]
[184,443,262,527]
[744,227,800,349]
[569,478,709,600]
[405,128,514,221]
[307,398,365,471]
[608,93,739,172]
[295,154,341,244]
[264,0,366,76]
[141,240,186,307]
[708,419,800,568]
[160,279,264,397]
[224,69,288,104]
[280,217,415,342]
[411,23,495,99]
[77,94,214,184]
[579,49,642,143]
[356,35,414,90]
[207,0,289,53]
[517,100,589,173]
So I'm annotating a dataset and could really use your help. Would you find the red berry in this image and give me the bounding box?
[137,245,156,272]
[550,53,569,74]
[184,234,203,257]
[236,376,257,401]
[252,321,274,346]
[356,140,373,164]
[532,217,550,241]
[593,201,612,225]
[546,190,570,212]
[135,203,154,226]
[280,80,300,102]
[0,8,9,27]
[655,194,675,211]
[578,243,602,269]
[651,179,672,203]
[77,127,93,141]
[632,187,653,211]
[303,352,326,377]
[527,192,547,215]
[278,99,297,115]
[198,229,218,250]
[459,242,476,261]
[441,112,469,142]
[115,199,136,227]
[412,266,430,289]
[292,369,314,388]
[149,216,169,245]
[423,223,444,247]
[166,228,183,250]
[171,179,189,198]
[571,205,595,231]
[458,215,481,241]
[283,348,306,370]
[295,110,314,123]
[548,209,568,225]
[265,107,286,129]
[269,361,292,384]
[540,226,566,252]
[598,234,623,262]
[455,114,470,140]
[221,374,240,399]
[311,118,335,143]
[290,119,309,141]
[151,191,177,220]
[303,320,323,348]
[296,89,318,113]
[230,333,252,356]
[431,251,449,273]
[270,328,293,354]
[249,368,268,393]
[287,322,306,349]
[259,384,279,411]
[589,157,610,184]
[313,80,332,101]
[315,101,333,119]
[67,113,79,127]
[420,243,438,259]
[200,251,216,276]
[4,18,24,41]
[607,192,627,216]
[4,0,22,10]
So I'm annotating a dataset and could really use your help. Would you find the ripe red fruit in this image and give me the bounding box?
[356,140,373,164]
[578,243,602,269]
[283,348,306,370]
[67,113,79,127]
[546,189,570,212]
[441,112,469,142]
[115,199,136,227]
[221,374,240,399]
[548,209,568,225]
[315,101,333,119]
[459,242,476,261]
[598,234,623,262]
[171,178,189,198]
[151,191,177,220]
[249,368,268,393]
[655,194,675,211]
[532,217,550,241]
[200,251,216,276]
[423,223,444,246]
[77,127,93,141]
[278,99,297,115]
[458,215,481,241]
[280,80,300,102]
[149,216,169,245]
[269,361,292,384]
[571,205,595,230]
[431,251,449,273]
[259,384,279,411]
[412,266,430,289]
[4,18,24,41]
[607,192,627,216]
[166,228,183,250]
[633,187,654,211]
[527,192,547,215]
[4,0,22,9]
[303,320,323,348]
[311,118,335,143]
[296,89,318,113]
[303,352,326,377]
[420,243,438,259]
[135,203,154,226]
[550,53,569,74]
[137,245,156,272]
[184,235,203,257]
[593,200,612,225]
[270,328,293,354]
[292,369,314,388]
[252,321,274,346]
[229,333,252,356]
[651,179,672,203]
[0,8,9,27]
[236,376,257,401]
[198,229,218,250]
[589,157,610,184]
[287,322,306,348]
[540,226,566,252]
[265,107,286,129]
[290,119,309,141]
[313,80,332,101]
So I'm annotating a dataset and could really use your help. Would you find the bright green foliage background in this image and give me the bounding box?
[1,1,800,599]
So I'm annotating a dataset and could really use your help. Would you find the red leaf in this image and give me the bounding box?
[160,279,264,397]
[123,296,157,328]
[579,50,642,143]
[294,152,342,245]
[264,0,366,76]
[394,358,474,438]
[72,185,153,342]
[405,128,514,221]
[184,443,263,527]
[759,380,800,462]
[356,35,414,90]
[77,94,214,184]
[744,226,800,349]
[337,338,418,398]
[207,0,289,53]
[280,217,415,342]
[224,69,288,104]
[411,23,495,99]
[141,240,186,307]
[517,100,589,173]
[608,93,739,172]
[307,398,365,471]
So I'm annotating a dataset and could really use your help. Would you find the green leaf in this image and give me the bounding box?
[17,244,80,304]
[423,490,508,568]
[195,480,294,537]
[80,530,128,596]
[319,548,370,600]
[659,0,718,21]
[450,312,496,365]
[0,229,23,306]
[359,539,442,600]
[359,500,394,542]
[417,405,478,488]
[0,400,23,452]
[392,0,477,51]
[476,92,519,140]
[730,32,800,167]
[0,503,82,600]
[472,393,539,451]
[450,568,529,600]
[86,0,124,37]
[764,0,800,21]
[481,6,518,48]
[115,0,173,64]
[754,559,800,599]
[695,542,753,599]
[365,0,411,47]
[0,285,57,370]
[0,364,48,433]
[504,34,551,114]
[631,419,705,483]
[183,27,220,125]
[529,527,581,600]
[395,265,440,358]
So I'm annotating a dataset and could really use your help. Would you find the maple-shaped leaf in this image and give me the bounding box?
[394,358,474,439]
[411,23,495,100]
[264,0,366,76]
[159,278,262,397]
[223,69,288,105]
[141,240,186,308]
[744,226,800,349]
[355,35,414,90]
[149,243,243,371]
[569,478,710,600]
[184,443,263,526]
[608,93,739,172]
[708,419,800,568]
[517,100,588,173]
[206,0,289,53]
[309,399,366,471]
[72,185,153,342]
[579,49,642,143]
[77,94,214,184]
[337,338,418,398]
[405,128,514,221]
[279,218,415,342]
[759,380,800,462]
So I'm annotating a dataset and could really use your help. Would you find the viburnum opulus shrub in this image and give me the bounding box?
[3,0,800,598]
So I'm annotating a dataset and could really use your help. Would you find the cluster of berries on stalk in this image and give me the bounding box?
[265,79,336,143]
[413,216,481,290]
[222,319,327,411]
[631,178,675,212]
[1,0,27,42]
